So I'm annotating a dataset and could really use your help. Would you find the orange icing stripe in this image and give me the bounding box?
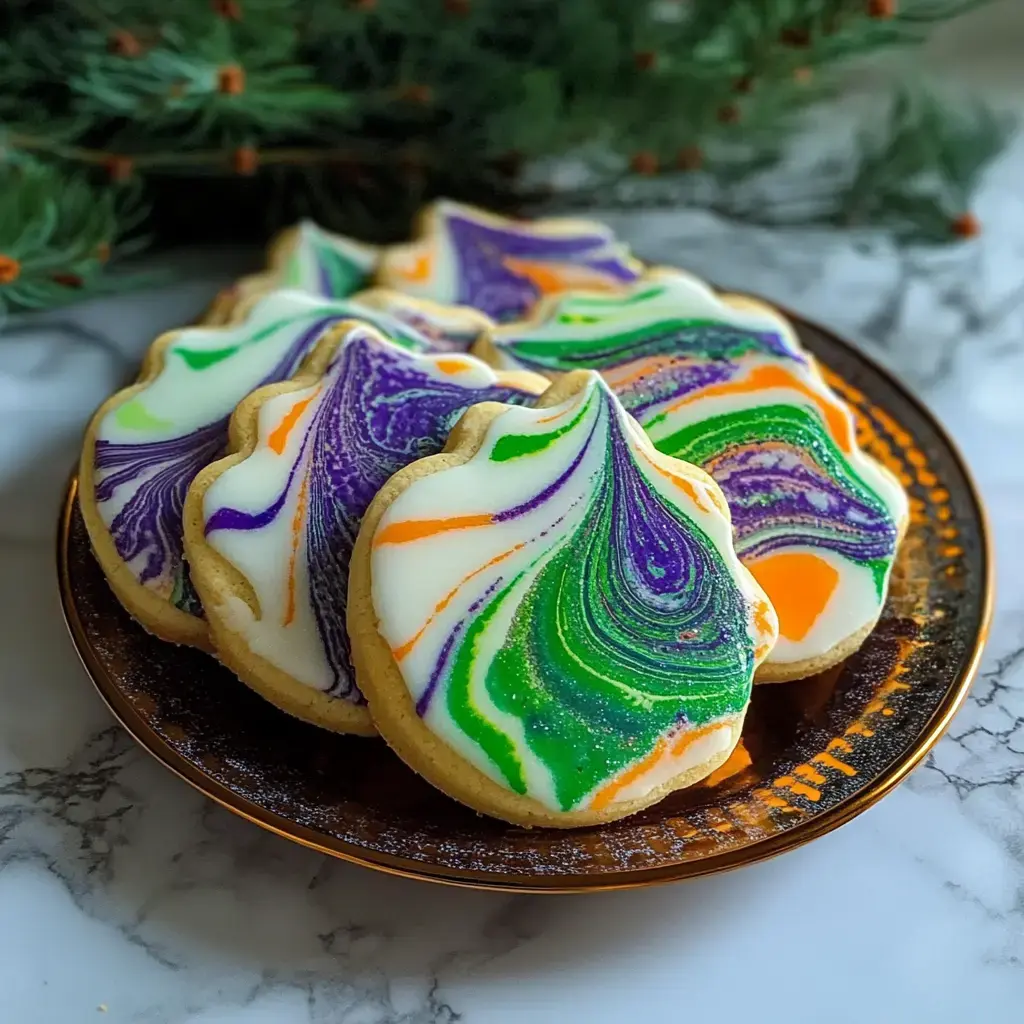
[500,258,572,295]
[268,389,320,455]
[502,257,621,297]
[283,467,311,626]
[374,513,494,547]
[398,250,433,283]
[639,449,709,513]
[392,542,526,661]
[746,551,839,642]
[665,364,855,453]
[671,720,726,758]
[752,598,778,658]
[434,358,472,375]
[590,721,727,811]
[589,738,667,811]
[535,403,578,425]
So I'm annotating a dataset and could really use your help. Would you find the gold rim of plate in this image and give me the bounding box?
[57,305,994,892]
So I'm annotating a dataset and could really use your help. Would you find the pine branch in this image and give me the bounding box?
[0,0,1011,316]
[549,84,1012,244]
[0,158,151,312]
[7,133,430,170]
[836,87,1011,240]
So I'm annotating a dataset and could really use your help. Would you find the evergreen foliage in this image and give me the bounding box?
[0,0,1010,312]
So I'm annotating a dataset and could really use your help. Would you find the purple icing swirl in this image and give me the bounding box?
[205,333,538,701]
[445,212,639,322]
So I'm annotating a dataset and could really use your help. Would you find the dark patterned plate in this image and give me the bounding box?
[57,310,992,891]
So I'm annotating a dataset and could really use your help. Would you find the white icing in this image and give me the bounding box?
[369,373,774,811]
[354,288,494,351]
[98,287,491,449]
[100,291,365,443]
[285,221,378,292]
[581,720,737,808]
[644,365,906,665]
[483,275,908,669]
[202,381,334,690]
[378,199,640,305]
[749,545,886,664]
[487,267,805,367]
[198,332,538,695]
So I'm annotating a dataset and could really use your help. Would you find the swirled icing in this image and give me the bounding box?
[367,372,777,813]
[352,288,494,353]
[89,288,491,623]
[480,273,908,668]
[275,221,379,296]
[377,200,643,323]
[207,222,379,325]
[196,326,543,702]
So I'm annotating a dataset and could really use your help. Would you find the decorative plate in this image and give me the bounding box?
[58,308,992,892]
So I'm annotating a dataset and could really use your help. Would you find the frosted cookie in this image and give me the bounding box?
[80,288,499,648]
[349,371,777,826]
[353,288,494,353]
[377,199,643,323]
[205,220,378,324]
[182,324,545,733]
[477,271,909,680]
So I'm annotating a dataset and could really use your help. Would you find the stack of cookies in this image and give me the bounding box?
[79,201,908,828]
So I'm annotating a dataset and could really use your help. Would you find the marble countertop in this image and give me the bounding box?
[3,137,1024,1022]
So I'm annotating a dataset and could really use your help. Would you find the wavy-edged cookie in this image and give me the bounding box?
[182,323,546,734]
[349,370,778,826]
[79,288,500,648]
[376,199,644,323]
[475,270,909,681]
[351,288,494,353]
[205,220,379,324]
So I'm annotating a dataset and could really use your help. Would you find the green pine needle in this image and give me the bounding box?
[0,158,150,312]
[839,88,1013,240]
[0,0,1013,313]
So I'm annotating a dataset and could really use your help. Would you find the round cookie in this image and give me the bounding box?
[205,220,379,324]
[80,288,498,648]
[183,323,546,734]
[376,198,644,323]
[349,370,778,826]
[476,271,909,681]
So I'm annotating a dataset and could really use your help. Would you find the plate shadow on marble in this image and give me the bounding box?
[58,310,993,892]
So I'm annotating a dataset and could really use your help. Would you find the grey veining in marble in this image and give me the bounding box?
[3,121,1024,1024]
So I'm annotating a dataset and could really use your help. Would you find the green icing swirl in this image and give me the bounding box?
[381,381,763,812]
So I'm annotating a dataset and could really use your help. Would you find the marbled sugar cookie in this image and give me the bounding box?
[80,288,498,648]
[377,199,644,323]
[182,324,545,734]
[354,288,495,353]
[206,220,379,325]
[348,371,777,826]
[477,271,909,680]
